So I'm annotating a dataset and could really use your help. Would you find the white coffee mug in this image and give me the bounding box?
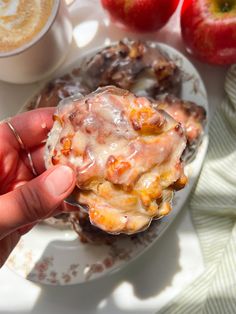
[0,0,73,84]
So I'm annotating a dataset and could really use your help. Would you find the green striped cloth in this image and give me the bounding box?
[158,65,236,314]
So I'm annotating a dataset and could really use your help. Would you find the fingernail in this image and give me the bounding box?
[45,166,74,196]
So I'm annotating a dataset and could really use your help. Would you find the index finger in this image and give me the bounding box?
[7,107,55,149]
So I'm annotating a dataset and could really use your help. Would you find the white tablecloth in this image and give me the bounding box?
[0,1,228,313]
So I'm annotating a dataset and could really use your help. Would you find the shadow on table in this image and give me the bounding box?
[3,296,236,314]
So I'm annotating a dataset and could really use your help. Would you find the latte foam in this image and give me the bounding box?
[0,0,54,53]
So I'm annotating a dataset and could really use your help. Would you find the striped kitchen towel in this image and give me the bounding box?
[158,65,236,314]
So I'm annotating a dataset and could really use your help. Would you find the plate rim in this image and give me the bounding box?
[7,40,209,286]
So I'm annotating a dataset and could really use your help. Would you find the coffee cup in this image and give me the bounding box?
[0,0,73,84]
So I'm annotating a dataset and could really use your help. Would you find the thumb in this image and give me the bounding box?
[0,165,76,239]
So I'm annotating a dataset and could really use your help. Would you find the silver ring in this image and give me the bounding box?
[6,121,38,177]
[7,120,26,150]
[26,151,38,177]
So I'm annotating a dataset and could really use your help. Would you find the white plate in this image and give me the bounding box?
[6,42,209,286]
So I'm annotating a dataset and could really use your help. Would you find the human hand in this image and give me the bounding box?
[0,108,76,267]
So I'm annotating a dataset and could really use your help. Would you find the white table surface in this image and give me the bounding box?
[0,1,228,313]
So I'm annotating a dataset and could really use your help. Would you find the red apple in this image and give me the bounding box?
[101,0,180,32]
[181,0,236,65]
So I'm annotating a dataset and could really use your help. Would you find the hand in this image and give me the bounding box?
[0,108,76,267]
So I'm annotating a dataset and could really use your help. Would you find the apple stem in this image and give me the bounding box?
[221,2,231,12]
